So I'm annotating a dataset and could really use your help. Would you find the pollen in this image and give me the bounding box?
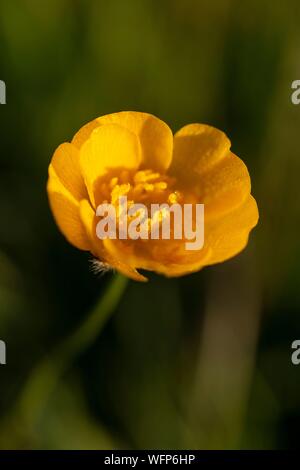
[95,168,194,242]
[97,169,179,207]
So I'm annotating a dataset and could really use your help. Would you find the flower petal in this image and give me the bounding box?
[96,112,173,172]
[79,199,147,282]
[205,195,259,265]
[72,119,100,149]
[195,152,251,219]
[141,195,258,276]
[47,169,90,250]
[72,112,173,172]
[135,246,212,277]
[99,237,211,279]
[170,123,231,184]
[79,123,142,207]
[50,143,87,201]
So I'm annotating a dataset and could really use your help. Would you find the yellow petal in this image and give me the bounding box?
[50,143,87,201]
[79,123,142,207]
[75,111,172,172]
[99,237,211,279]
[103,239,148,282]
[96,112,173,171]
[135,246,212,278]
[205,195,259,265]
[79,199,147,282]
[195,152,251,219]
[135,194,258,276]
[144,195,258,276]
[170,123,231,184]
[72,119,100,149]
[47,170,90,251]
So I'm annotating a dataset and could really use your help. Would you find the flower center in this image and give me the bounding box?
[95,168,192,238]
[94,168,201,267]
[96,168,183,207]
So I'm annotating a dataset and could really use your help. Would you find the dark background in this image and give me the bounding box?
[0,0,300,449]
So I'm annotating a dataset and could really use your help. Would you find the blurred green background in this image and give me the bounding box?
[0,0,300,450]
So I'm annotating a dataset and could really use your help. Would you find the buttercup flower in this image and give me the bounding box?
[47,111,258,281]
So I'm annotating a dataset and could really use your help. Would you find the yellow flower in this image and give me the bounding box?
[47,111,258,281]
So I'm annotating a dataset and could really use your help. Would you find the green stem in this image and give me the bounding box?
[18,273,128,430]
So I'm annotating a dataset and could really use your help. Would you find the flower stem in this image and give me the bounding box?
[18,273,128,430]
